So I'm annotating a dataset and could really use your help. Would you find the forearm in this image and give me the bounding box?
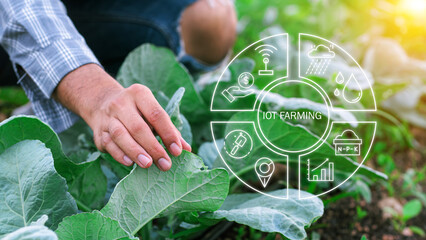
[53,64,122,127]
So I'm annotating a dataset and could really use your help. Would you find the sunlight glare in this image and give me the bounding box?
[400,0,426,16]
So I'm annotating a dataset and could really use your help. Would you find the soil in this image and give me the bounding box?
[310,126,426,240]
[312,187,426,240]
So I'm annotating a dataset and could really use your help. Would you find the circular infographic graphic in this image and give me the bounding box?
[210,33,377,199]
[224,129,253,159]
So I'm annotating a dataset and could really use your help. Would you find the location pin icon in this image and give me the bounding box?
[255,157,275,188]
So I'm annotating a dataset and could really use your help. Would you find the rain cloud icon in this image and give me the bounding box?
[305,44,336,75]
[308,45,335,59]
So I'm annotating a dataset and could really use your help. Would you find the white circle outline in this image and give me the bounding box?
[255,79,331,154]
[238,72,255,89]
[209,33,379,200]
[259,163,269,173]
[224,129,253,159]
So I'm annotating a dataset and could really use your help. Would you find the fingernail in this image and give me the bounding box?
[123,155,133,165]
[170,142,182,156]
[137,154,151,167]
[158,158,171,171]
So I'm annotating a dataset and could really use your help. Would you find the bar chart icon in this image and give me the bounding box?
[307,158,334,182]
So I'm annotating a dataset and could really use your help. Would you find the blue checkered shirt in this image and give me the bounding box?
[0,0,100,132]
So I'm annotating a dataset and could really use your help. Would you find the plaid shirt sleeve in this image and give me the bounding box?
[0,0,101,133]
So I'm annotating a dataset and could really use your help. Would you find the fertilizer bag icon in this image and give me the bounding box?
[333,130,362,156]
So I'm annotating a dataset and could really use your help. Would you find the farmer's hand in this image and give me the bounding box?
[54,63,191,171]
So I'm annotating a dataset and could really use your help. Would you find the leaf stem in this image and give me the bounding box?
[373,110,413,147]
[75,199,92,212]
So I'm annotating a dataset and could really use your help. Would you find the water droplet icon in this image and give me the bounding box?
[343,74,362,103]
[336,72,344,84]
[334,88,340,96]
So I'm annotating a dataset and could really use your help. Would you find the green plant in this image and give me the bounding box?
[340,176,373,203]
[401,168,426,204]
[0,86,29,115]
[384,199,424,237]
[0,44,387,239]
[356,206,368,220]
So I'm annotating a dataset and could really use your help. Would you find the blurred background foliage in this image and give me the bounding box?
[234,0,426,58]
[232,0,426,144]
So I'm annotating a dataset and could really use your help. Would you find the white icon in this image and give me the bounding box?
[255,44,277,75]
[305,44,335,75]
[221,72,255,103]
[255,157,275,188]
[333,130,362,156]
[224,130,253,159]
[307,158,334,182]
[335,72,344,84]
[333,72,363,103]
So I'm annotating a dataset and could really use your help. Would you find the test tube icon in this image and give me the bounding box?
[230,132,247,156]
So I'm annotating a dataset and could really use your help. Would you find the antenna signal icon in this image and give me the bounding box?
[255,44,277,76]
